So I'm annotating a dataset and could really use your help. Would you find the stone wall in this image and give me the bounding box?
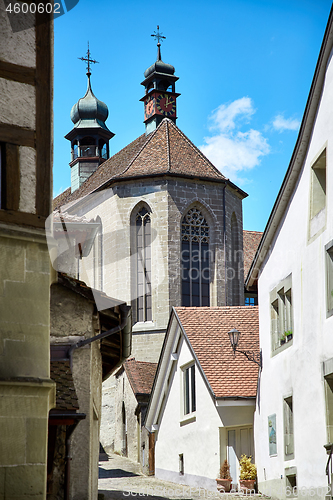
[0,229,55,499]
[113,368,140,462]
[50,285,102,500]
[71,175,244,363]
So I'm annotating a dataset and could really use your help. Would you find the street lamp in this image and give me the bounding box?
[228,328,262,369]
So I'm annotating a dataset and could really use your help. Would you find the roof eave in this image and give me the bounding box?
[99,173,247,197]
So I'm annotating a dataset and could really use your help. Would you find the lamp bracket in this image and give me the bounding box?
[234,348,262,369]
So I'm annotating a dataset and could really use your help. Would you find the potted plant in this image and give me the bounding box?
[280,332,286,345]
[239,454,256,492]
[285,330,293,342]
[216,459,232,493]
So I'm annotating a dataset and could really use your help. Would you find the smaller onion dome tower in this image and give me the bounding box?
[140,26,180,135]
[65,45,114,192]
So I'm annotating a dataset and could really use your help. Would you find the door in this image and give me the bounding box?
[227,426,254,487]
[228,430,237,490]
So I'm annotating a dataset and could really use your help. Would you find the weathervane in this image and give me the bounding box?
[78,42,99,76]
[151,25,166,45]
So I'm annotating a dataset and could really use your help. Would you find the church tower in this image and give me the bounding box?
[140,26,180,134]
[65,45,114,192]
[55,35,247,363]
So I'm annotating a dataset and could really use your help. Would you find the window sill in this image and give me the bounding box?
[132,321,155,333]
[271,338,293,357]
[180,414,196,426]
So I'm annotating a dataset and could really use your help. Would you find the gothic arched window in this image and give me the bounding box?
[181,207,210,307]
[134,207,152,323]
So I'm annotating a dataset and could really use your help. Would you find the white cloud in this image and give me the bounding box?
[208,97,255,132]
[200,97,270,183]
[272,114,300,132]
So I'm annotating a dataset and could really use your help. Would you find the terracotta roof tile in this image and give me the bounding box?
[124,358,157,396]
[174,306,259,399]
[53,119,226,211]
[243,230,263,279]
[50,360,79,411]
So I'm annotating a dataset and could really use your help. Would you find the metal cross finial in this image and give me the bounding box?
[78,42,99,75]
[151,25,166,45]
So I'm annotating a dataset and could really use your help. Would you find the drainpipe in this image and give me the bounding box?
[68,304,131,361]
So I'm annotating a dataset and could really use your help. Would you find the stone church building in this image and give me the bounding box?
[54,40,249,451]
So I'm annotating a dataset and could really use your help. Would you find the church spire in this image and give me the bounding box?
[151,25,165,61]
[65,45,114,193]
[140,26,180,134]
[78,41,99,77]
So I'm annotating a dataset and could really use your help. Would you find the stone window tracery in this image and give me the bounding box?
[135,207,152,323]
[181,207,210,307]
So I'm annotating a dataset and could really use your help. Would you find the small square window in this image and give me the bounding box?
[285,467,297,497]
[245,294,258,306]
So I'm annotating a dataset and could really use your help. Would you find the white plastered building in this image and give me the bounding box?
[246,7,333,500]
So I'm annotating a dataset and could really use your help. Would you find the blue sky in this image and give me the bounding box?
[53,0,332,231]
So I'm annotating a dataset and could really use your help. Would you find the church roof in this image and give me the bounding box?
[54,119,245,211]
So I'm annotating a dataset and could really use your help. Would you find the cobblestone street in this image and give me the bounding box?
[98,454,266,500]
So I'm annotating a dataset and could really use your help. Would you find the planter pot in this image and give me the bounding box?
[216,478,232,493]
[280,339,286,345]
[287,334,293,341]
[239,479,256,492]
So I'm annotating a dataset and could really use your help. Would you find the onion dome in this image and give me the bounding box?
[70,74,110,131]
[144,43,175,78]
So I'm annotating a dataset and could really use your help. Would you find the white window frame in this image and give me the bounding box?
[270,274,293,355]
[180,361,196,424]
[308,145,327,241]
[325,240,333,317]
[284,395,294,460]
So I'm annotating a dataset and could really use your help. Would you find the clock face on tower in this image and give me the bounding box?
[144,95,155,121]
[156,93,176,117]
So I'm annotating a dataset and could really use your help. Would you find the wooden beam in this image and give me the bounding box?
[100,349,120,359]
[101,338,121,349]
[35,11,53,218]
[0,60,35,85]
[0,123,35,148]
[5,144,20,211]
[0,209,46,228]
